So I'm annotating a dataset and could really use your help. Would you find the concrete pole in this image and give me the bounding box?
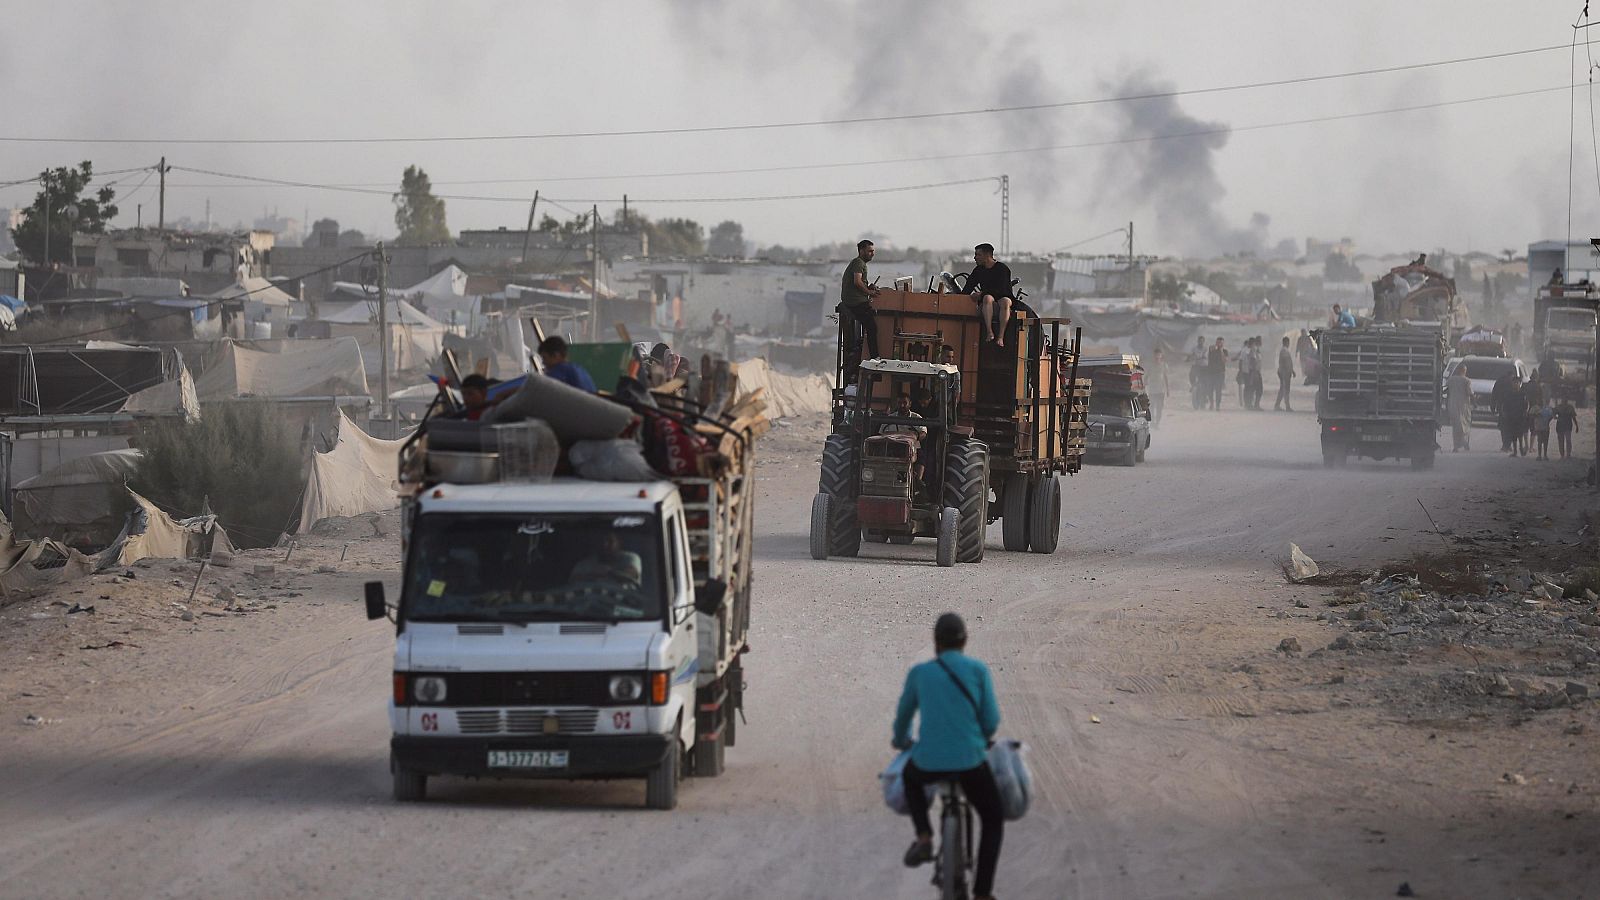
[376,241,390,420]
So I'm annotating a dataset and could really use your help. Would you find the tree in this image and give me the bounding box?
[393,165,450,245]
[537,212,593,238]
[9,161,119,266]
[647,218,705,256]
[707,220,745,257]
[1149,273,1193,305]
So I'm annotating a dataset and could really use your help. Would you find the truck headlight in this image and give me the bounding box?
[413,676,447,704]
[609,675,644,702]
[860,469,876,482]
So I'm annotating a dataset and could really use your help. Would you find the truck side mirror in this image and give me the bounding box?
[365,581,387,621]
[694,578,728,616]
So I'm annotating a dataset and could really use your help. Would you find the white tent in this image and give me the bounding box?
[298,410,407,532]
[318,300,447,374]
[195,338,370,400]
[207,276,295,307]
[402,265,473,319]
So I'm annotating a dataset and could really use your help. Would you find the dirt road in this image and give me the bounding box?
[3,393,1596,899]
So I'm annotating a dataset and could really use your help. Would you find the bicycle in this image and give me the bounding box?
[932,778,976,900]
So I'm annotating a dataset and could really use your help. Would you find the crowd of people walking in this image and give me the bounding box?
[1490,368,1580,460]
[1186,334,1289,411]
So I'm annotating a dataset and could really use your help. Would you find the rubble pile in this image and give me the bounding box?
[1301,560,1600,712]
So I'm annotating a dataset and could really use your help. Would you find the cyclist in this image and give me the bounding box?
[892,612,1004,900]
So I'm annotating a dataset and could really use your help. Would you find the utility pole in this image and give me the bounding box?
[1127,220,1136,301]
[519,190,540,265]
[375,241,390,421]
[622,194,629,226]
[157,157,169,233]
[591,204,602,341]
[999,174,1010,256]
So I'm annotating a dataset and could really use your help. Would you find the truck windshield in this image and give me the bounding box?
[1548,308,1596,331]
[403,513,664,624]
[1089,394,1134,417]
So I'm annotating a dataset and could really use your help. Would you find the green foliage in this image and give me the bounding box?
[9,161,119,265]
[707,220,745,257]
[647,217,705,256]
[131,402,304,548]
[1149,272,1192,305]
[393,165,450,245]
[1181,266,1240,303]
[537,211,594,238]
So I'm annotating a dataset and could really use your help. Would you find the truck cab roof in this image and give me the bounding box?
[417,478,678,515]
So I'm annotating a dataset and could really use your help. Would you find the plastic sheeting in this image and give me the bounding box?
[297,410,407,532]
[207,277,294,307]
[121,362,201,422]
[731,357,832,418]
[195,338,370,399]
[13,449,142,546]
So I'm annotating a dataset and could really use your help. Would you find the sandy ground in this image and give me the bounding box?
[2,380,1597,900]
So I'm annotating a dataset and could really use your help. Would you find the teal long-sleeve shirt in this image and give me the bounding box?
[892,650,1001,772]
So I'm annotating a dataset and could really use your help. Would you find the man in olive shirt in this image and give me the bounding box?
[840,239,882,374]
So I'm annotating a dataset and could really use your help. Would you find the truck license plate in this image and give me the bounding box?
[1360,434,1388,442]
[487,750,568,769]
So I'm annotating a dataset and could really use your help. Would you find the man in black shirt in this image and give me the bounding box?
[959,243,1015,347]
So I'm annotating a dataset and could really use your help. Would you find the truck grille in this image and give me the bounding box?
[426,671,618,706]
[453,708,600,735]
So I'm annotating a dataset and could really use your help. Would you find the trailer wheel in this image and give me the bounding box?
[646,734,681,810]
[1028,475,1062,554]
[809,493,832,560]
[1000,473,1030,552]
[392,755,427,803]
[943,439,990,564]
[935,507,959,568]
[819,434,860,557]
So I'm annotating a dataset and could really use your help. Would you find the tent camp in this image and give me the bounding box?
[318,299,448,374]
[209,276,296,328]
[194,338,370,400]
[298,410,407,532]
[402,264,473,319]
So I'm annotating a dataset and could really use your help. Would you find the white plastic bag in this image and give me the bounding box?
[987,739,1033,821]
[880,749,935,816]
[568,439,657,481]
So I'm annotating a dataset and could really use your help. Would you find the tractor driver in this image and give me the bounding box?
[880,393,930,490]
[959,243,1015,348]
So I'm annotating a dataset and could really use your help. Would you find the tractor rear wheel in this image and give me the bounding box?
[943,440,990,564]
[1028,474,1062,554]
[1000,473,1030,552]
[819,434,860,558]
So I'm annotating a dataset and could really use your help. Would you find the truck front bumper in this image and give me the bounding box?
[392,734,671,779]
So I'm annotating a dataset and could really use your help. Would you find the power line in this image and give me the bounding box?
[0,42,1572,146]
[1052,227,1128,253]
[157,85,1566,206]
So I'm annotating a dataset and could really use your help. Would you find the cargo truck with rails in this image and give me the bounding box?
[366,378,756,810]
[1316,325,1446,468]
[811,282,1089,561]
[1533,283,1597,407]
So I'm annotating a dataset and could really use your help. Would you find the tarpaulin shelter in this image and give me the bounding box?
[194,338,369,400]
[401,264,473,319]
[297,409,407,532]
[13,449,142,546]
[108,490,232,566]
[121,360,201,422]
[728,357,831,418]
[320,299,448,374]
[0,345,169,415]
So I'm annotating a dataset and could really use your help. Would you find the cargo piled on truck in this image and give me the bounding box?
[1533,281,1597,408]
[1075,354,1153,467]
[364,352,762,809]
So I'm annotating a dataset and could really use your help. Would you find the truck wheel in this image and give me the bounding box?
[1136,437,1147,463]
[809,493,831,560]
[1028,475,1062,554]
[1410,451,1435,470]
[646,738,681,810]
[943,439,990,564]
[819,435,860,558]
[1000,473,1030,552]
[393,763,427,803]
[935,507,959,568]
[1121,443,1137,467]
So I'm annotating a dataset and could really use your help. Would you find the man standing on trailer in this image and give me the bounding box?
[959,243,1016,348]
[839,239,882,379]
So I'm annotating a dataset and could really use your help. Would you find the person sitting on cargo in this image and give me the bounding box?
[959,243,1016,348]
[447,374,497,421]
[537,335,598,392]
[569,533,643,588]
[1331,304,1357,329]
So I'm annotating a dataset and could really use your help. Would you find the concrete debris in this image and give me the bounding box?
[1277,637,1302,654]
[1502,772,1527,785]
[1288,543,1319,582]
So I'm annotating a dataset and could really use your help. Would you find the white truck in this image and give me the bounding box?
[365,407,755,809]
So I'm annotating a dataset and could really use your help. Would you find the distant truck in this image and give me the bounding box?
[1533,283,1597,407]
[1316,326,1445,468]
[367,387,756,809]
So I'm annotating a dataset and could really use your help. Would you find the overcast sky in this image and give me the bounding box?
[1,0,1594,258]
